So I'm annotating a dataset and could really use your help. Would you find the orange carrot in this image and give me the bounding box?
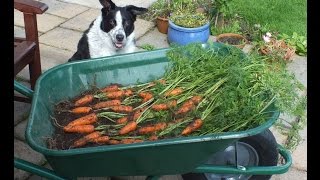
[120,138,136,144]
[110,105,133,113]
[137,126,155,135]
[105,91,125,99]
[67,113,98,127]
[137,122,167,135]
[138,92,153,102]
[108,139,121,145]
[74,95,94,107]
[119,121,137,135]
[124,89,133,96]
[154,122,167,131]
[164,88,183,97]
[70,107,92,114]
[72,131,101,147]
[93,100,121,109]
[181,119,203,135]
[121,138,143,144]
[149,135,158,141]
[101,84,119,92]
[151,100,177,111]
[175,104,195,115]
[116,116,129,124]
[191,96,202,104]
[63,124,95,133]
[91,136,110,144]
[132,108,146,121]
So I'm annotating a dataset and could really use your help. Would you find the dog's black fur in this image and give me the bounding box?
[68,0,147,62]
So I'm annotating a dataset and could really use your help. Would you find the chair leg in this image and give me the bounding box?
[28,50,41,90]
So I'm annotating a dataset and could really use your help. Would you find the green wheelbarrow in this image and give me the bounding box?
[14,43,292,180]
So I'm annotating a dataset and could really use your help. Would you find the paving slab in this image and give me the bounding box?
[39,44,73,70]
[134,19,155,39]
[14,10,66,33]
[136,28,169,49]
[271,167,306,180]
[291,126,307,170]
[14,101,31,126]
[14,26,26,38]
[60,8,100,32]
[14,120,28,141]
[39,0,89,19]
[287,55,307,88]
[59,0,157,8]
[39,27,83,52]
[14,139,46,180]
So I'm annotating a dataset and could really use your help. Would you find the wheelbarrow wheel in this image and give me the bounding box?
[182,129,278,180]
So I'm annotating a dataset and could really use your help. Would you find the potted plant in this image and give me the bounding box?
[146,0,172,34]
[167,0,210,45]
[216,33,249,49]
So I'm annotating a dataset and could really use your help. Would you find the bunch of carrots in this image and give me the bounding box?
[57,80,207,149]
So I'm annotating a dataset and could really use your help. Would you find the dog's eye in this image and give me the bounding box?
[109,20,115,26]
[124,21,130,27]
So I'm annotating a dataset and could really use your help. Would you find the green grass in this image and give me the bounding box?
[229,0,307,36]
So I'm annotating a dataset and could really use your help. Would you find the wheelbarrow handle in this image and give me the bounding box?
[193,144,292,175]
[14,80,34,99]
[14,157,67,180]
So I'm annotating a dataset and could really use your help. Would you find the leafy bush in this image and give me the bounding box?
[279,32,307,56]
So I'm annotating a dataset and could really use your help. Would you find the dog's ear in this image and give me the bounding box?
[126,5,148,16]
[99,0,116,10]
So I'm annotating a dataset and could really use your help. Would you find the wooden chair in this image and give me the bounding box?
[14,0,48,102]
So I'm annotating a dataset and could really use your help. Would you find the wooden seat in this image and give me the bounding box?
[14,0,48,102]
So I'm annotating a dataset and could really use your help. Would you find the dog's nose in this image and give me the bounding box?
[116,34,124,41]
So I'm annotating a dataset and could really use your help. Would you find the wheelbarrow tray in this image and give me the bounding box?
[25,44,280,178]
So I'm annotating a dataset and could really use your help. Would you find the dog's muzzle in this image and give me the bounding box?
[114,34,125,49]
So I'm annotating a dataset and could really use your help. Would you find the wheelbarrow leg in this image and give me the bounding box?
[146,175,161,180]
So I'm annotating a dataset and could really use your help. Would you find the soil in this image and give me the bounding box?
[218,36,245,45]
[47,84,175,150]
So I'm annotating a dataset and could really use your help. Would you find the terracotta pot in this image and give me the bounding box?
[156,16,169,34]
[216,33,249,49]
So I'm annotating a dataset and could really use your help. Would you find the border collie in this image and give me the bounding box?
[68,0,147,62]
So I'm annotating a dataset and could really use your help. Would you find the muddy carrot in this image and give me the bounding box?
[132,107,146,121]
[72,131,102,148]
[191,96,203,104]
[181,119,203,135]
[101,84,119,92]
[137,122,167,135]
[137,126,155,135]
[70,107,92,114]
[67,113,98,127]
[93,100,121,109]
[63,124,95,133]
[164,88,183,97]
[105,91,125,99]
[119,121,137,135]
[124,89,133,96]
[110,105,133,113]
[151,100,177,111]
[91,136,110,144]
[74,95,94,107]
[108,139,121,145]
[138,92,153,102]
[149,135,158,141]
[121,138,143,144]
[116,116,129,124]
[175,104,195,115]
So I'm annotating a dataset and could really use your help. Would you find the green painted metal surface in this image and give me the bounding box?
[24,43,282,178]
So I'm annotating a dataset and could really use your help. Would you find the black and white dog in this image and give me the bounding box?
[68,0,148,62]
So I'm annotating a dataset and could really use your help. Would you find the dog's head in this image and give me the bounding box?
[99,0,148,49]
